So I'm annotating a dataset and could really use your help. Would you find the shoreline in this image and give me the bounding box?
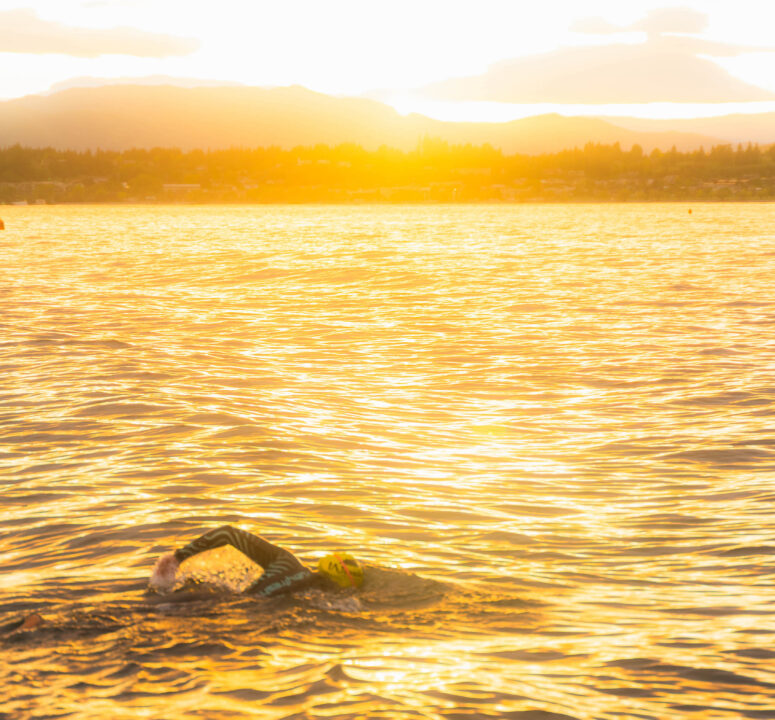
[4,198,775,207]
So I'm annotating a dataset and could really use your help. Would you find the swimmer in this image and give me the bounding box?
[150,525,364,598]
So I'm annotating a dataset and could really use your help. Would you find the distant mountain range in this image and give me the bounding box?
[1,83,772,154]
[601,113,775,147]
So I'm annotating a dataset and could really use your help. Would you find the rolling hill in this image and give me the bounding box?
[0,84,728,154]
[601,112,775,146]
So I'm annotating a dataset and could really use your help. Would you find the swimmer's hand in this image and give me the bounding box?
[150,552,179,592]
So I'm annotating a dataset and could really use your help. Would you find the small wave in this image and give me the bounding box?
[72,401,171,418]
[606,658,775,689]
[661,447,775,467]
[358,567,449,611]
[710,545,775,557]
[727,648,775,659]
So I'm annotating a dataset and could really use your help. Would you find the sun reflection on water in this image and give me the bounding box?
[1,204,775,719]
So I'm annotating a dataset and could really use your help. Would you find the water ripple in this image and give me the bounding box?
[1,203,775,719]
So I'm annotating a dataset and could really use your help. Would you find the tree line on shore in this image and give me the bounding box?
[1,139,774,203]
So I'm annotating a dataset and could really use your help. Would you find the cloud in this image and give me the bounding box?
[631,7,707,36]
[0,9,198,57]
[572,8,708,37]
[426,7,775,104]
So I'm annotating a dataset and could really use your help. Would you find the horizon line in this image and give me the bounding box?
[2,79,775,124]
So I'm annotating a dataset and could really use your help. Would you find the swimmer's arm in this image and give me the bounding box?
[173,525,286,570]
[150,525,290,592]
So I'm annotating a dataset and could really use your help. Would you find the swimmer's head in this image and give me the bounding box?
[318,552,364,588]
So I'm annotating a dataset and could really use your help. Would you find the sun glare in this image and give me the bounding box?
[2,0,773,120]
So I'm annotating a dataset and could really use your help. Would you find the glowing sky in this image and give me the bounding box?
[2,0,775,120]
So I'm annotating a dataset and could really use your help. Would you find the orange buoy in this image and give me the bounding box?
[0,218,4,229]
[19,613,44,632]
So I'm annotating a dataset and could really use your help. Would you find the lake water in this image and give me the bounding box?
[2,203,775,720]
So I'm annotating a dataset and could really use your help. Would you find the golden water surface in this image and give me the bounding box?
[1,204,775,720]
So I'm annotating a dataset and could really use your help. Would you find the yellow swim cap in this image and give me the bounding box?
[318,552,364,588]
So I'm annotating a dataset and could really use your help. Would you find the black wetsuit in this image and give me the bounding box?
[174,525,321,597]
